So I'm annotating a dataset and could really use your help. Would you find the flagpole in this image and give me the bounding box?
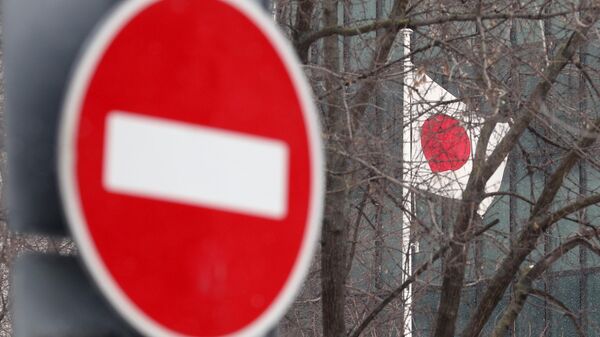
[401,27,414,337]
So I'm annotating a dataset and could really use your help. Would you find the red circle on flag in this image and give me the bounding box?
[421,114,471,172]
[59,1,323,337]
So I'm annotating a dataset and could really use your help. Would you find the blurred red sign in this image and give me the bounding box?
[59,1,323,336]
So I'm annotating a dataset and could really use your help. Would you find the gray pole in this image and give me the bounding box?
[251,0,271,12]
[259,0,271,12]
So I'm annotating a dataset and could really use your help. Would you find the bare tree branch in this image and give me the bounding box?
[296,8,600,52]
[348,219,500,337]
[492,229,600,337]
[461,115,600,337]
[529,289,586,337]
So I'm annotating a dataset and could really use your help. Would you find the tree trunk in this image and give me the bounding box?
[321,1,349,336]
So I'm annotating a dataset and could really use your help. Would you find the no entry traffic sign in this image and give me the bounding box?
[58,1,323,336]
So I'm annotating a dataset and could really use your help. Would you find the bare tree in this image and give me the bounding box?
[275,0,600,336]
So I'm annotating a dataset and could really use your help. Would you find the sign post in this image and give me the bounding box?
[4,1,141,337]
[59,1,323,337]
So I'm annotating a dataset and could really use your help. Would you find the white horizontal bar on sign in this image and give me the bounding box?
[103,111,289,219]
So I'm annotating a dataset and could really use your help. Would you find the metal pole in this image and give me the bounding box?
[260,0,271,11]
[250,0,271,12]
[401,28,414,337]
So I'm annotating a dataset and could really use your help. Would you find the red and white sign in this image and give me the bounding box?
[58,1,323,337]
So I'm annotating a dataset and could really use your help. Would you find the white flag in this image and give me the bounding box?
[402,31,508,214]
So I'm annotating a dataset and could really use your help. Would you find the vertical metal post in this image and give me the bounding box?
[260,0,271,11]
[3,0,123,235]
[251,0,271,12]
[401,28,414,337]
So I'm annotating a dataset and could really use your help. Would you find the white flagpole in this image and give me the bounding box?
[401,28,414,337]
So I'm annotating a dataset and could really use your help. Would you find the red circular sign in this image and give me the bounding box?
[59,1,323,337]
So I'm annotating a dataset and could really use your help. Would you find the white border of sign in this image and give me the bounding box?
[58,1,324,336]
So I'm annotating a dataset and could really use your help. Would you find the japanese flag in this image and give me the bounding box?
[402,30,508,214]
